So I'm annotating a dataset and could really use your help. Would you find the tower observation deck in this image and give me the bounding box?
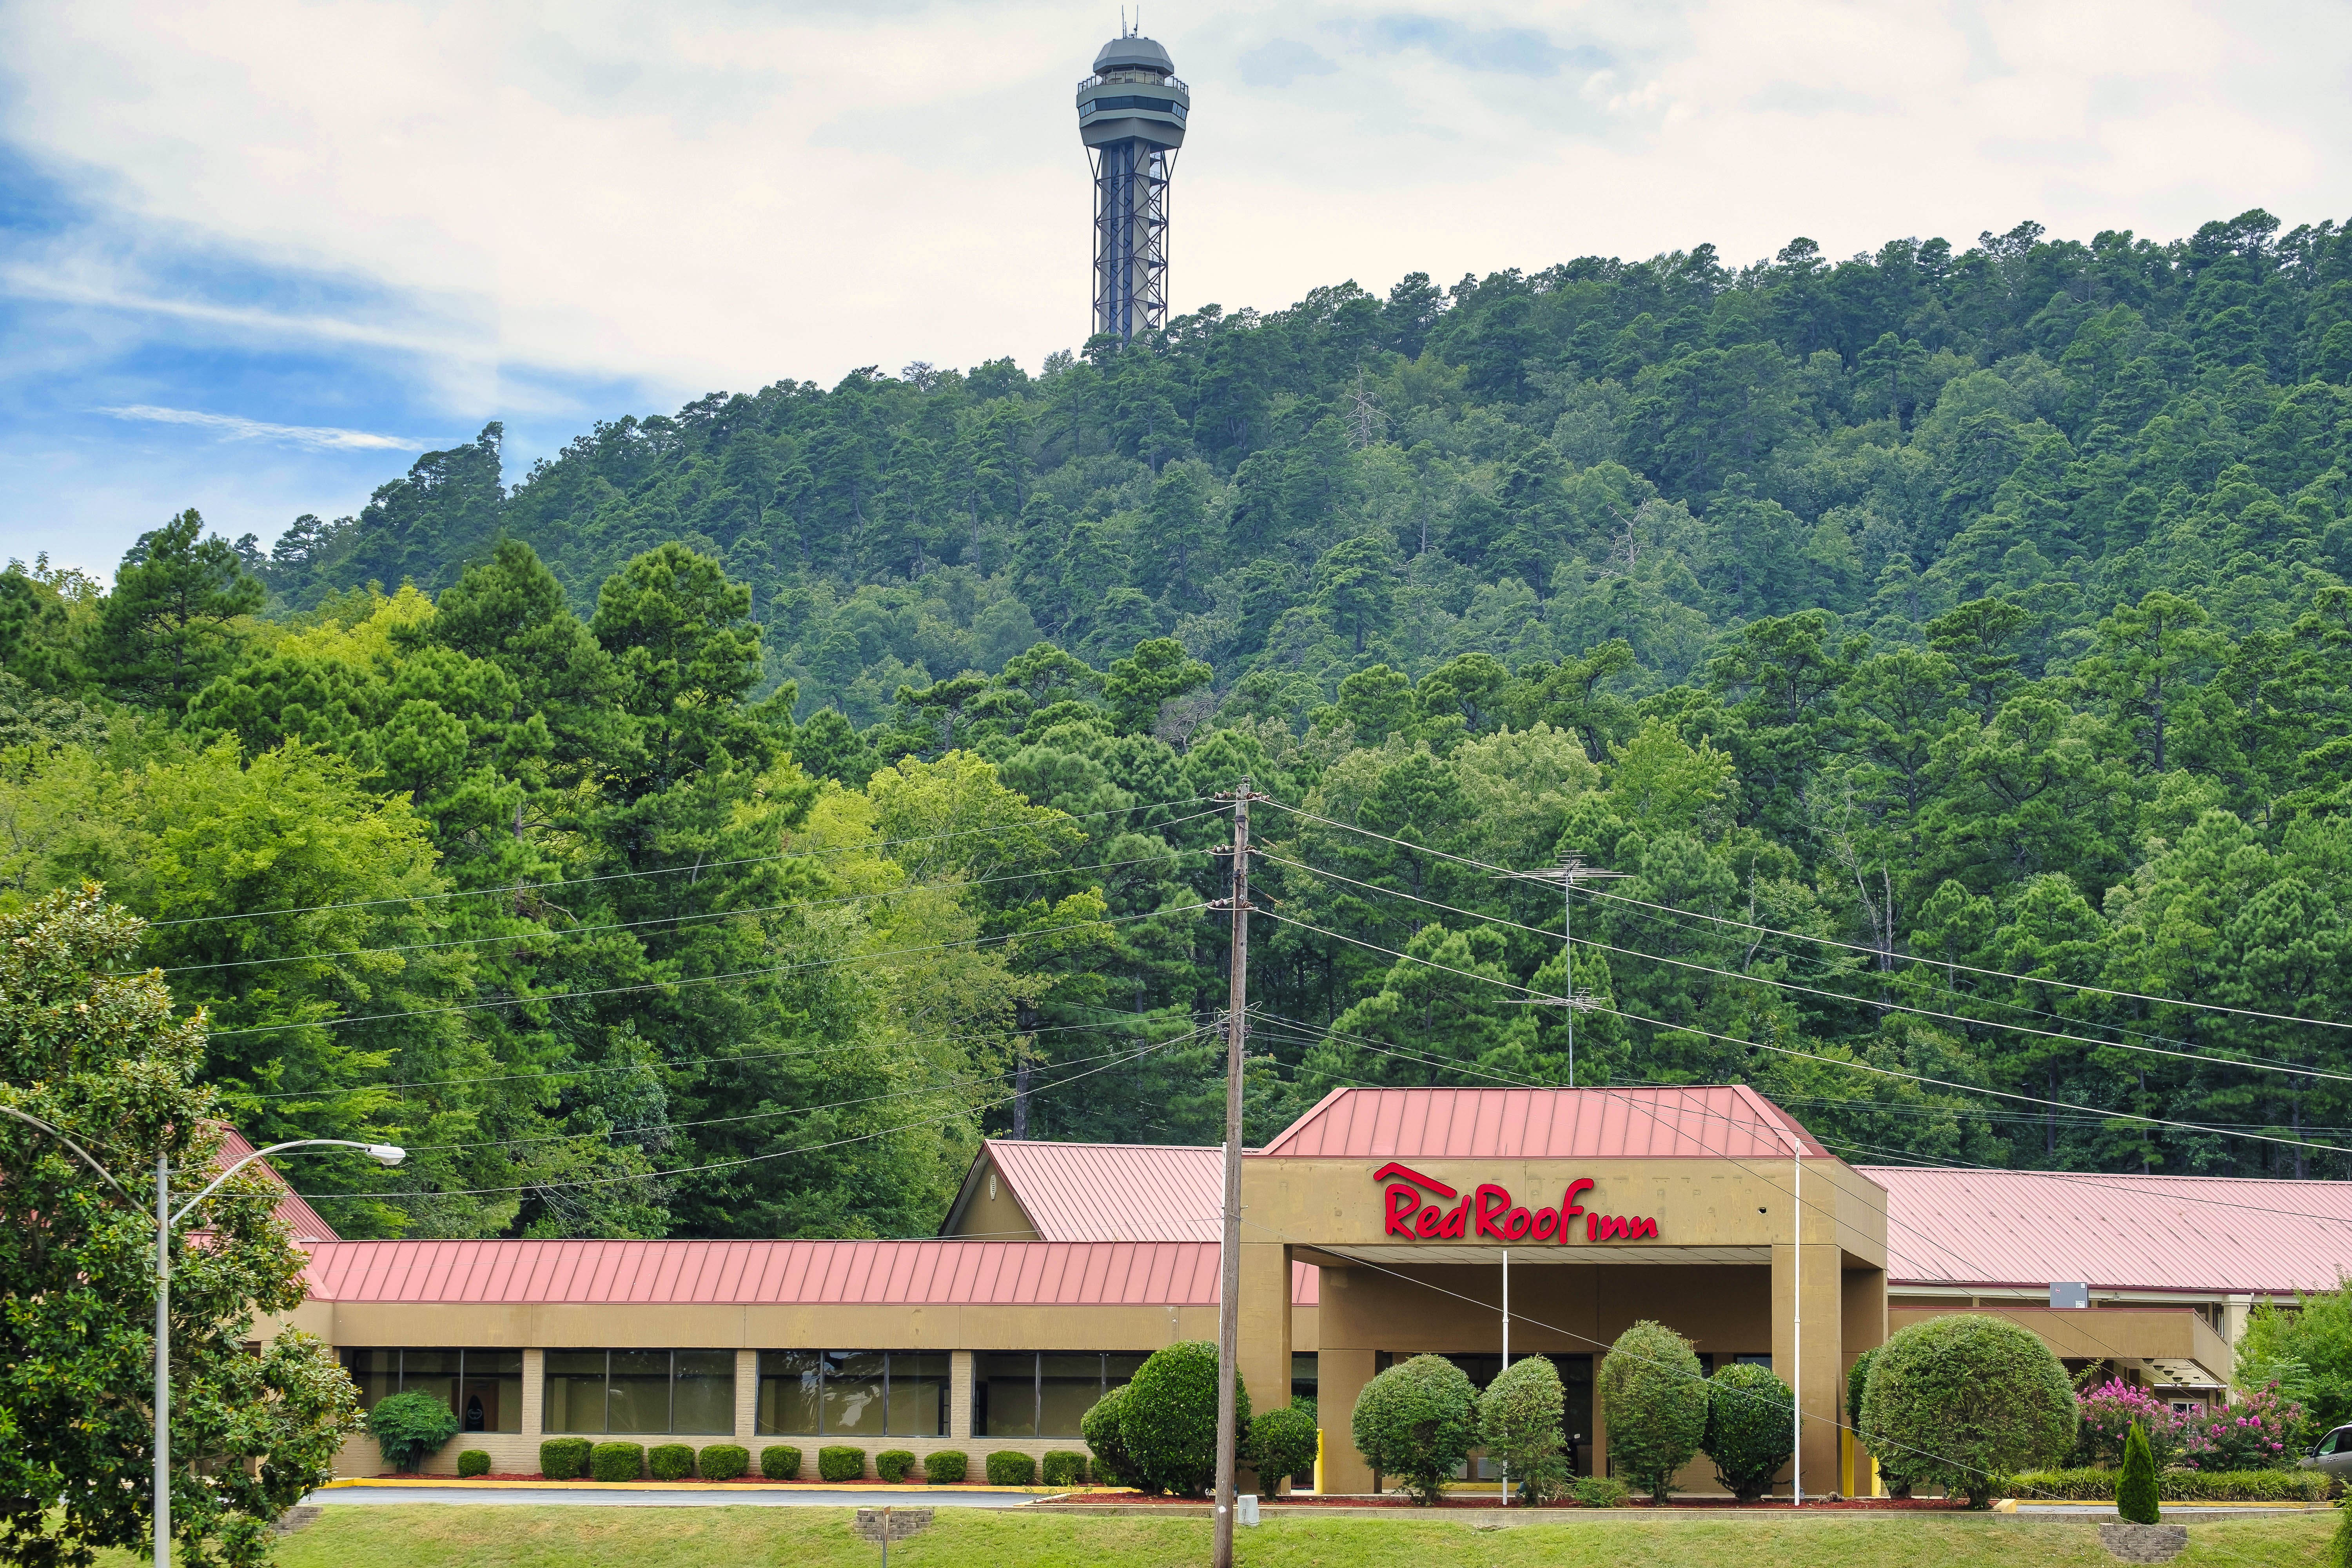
[1077,31,1187,341]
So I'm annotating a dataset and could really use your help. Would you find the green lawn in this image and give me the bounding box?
[198,1504,2340,1568]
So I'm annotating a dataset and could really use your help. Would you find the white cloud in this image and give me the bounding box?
[96,405,429,451]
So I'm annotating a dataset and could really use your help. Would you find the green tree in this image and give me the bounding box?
[1701,1362,1794,1502]
[1479,1354,1568,1502]
[1597,1320,1709,1504]
[1351,1354,1479,1505]
[2117,1422,2161,1525]
[1859,1314,2075,1508]
[89,511,263,708]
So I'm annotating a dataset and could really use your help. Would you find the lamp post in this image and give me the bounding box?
[2,1108,403,1568]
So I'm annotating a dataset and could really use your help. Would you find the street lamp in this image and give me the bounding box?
[0,1107,403,1568]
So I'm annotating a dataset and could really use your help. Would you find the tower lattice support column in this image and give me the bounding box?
[1091,141,1172,341]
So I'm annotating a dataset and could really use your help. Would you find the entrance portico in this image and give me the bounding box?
[1235,1086,1889,1495]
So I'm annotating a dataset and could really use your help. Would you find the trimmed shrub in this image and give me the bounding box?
[1847,1347,1914,1497]
[590,1442,645,1482]
[876,1450,917,1483]
[2331,1499,2352,1568]
[2117,1423,2160,1525]
[1597,1321,1708,1504]
[758,1445,802,1480]
[1122,1340,1251,1497]
[817,1446,867,1483]
[1041,1451,1089,1486]
[1479,1356,1567,1503]
[699,1444,748,1482]
[539,1437,593,1480]
[648,1443,695,1482]
[1249,1406,1319,1499]
[1352,1353,1479,1506]
[924,1450,968,1483]
[1860,1314,2075,1508]
[2002,1466,2325,1502]
[456,1450,491,1479]
[1702,1362,1794,1503]
[366,1389,460,1473]
[1080,1385,1134,1487]
[1570,1474,1632,1508]
[986,1450,1037,1486]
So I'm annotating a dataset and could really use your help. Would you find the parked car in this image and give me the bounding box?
[2303,1426,2352,1479]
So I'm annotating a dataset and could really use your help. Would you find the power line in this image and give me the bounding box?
[205,901,1209,1038]
[1254,796,2352,1034]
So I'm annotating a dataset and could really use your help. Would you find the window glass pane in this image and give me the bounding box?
[1040,1354,1103,1439]
[606,1350,672,1435]
[460,1350,523,1434]
[757,1351,822,1436]
[673,1350,735,1434]
[823,1352,887,1438]
[979,1352,1036,1438]
[886,1353,949,1437]
[543,1350,607,1434]
[402,1348,462,1419]
[1104,1353,1149,1391]
[1733,1353,1771,1370]
[341,1348,399,1413]
[1290,1352,1319,1405]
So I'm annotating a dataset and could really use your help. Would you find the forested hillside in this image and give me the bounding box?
[5,209,2352,1240]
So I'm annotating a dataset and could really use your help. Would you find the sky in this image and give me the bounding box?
[2,0,2347,577]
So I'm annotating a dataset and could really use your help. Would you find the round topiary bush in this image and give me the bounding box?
[647,1443,695,1481]
[366,1390,461,1473]
[1249,1405,1319,1499]
[758,1445,801,1480]
[1351,1354,1479,1505]
[1080,1384,1135,1487]
[456,1450,491,1479]
[698,1444,748,1482]
[924,1450,968,1483]
[1860,1314,2076,1508]
[1479,1356,1568,1502]
[1702,1362,1794,1502]
[817,1446,867,1483]
[876,1450,917,1483]
[1040,1450,1088,1486]
[1121,1340,1251,1497]
[539,1437,593,1480]
[985,1450,1037,1486]
[589,1442,645,1482]
[1597,1321,1707,1504]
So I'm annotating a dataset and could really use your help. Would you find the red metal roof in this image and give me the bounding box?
[1866,1166,2352,1296]
[214,1126,341,1244]
[1259,1086,1828,1160]
[982,1139,1225,1242]
[303,1239,1221,1305]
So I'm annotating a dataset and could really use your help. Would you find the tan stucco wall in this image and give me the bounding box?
[941,1154,1042,1240]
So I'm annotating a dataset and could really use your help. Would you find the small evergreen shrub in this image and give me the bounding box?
[648,1443,695,1481]
[1570,1474,1632,1508]
[2116,1423,2161,1525]
[1352,1354,1479,1506]
[1122,1340,1250,1497]
[1479,1356,1567,1502]
[1249,1406,1319,1499]
[1041,1450,1089,1486]
[876,1450,917,1483]
[758,1445,802,1480]
[1080,1385,1134,1487]
[539,1437,593,1480]
[817,1446,867,1482]
[986,1450,1037,1485]
[456,1450,490,1478]
[924,1450,968,1483]
[1597,1321,1708,1504]
[590,1442,645,1482]
[698,1444,748,1481]
[365,1389,461,1473]
[1860,1315,2075,1508]
[1702,1362,1795,1503]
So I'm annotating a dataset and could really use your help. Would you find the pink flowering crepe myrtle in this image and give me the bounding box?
[2177,1382,2303,1472]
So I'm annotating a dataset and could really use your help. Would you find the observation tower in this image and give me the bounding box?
[1076,29,1188,341]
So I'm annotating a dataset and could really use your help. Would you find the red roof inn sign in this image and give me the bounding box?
[1375,1163,1659,1243]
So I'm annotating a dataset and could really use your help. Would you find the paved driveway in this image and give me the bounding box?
[305,1486,1045,1508]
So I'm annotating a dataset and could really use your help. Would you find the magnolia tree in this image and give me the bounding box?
[0,887,360,1567]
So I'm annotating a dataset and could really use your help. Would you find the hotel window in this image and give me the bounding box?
[976,1351,1147,1438]
[338,1347,522,1434]
[542,1349,736,1435]
[754,1352,948,1437]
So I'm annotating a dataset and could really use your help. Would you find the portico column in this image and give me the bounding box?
[1237,1239,1290,1489]
[1771,1238,1844,1494]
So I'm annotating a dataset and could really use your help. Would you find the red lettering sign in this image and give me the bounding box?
[1372,1167,1657,1245]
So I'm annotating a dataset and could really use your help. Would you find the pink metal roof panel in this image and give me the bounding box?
[1258,1086,1828,1160]
[1866,1166,2352,1296]
[303,1239,1223,1306]
[982,1139,1227,1242]
[214,1126,341,1244]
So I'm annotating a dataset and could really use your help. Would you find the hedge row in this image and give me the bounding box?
[2004,1467,2327,1502]
[528,1439,1060,1484]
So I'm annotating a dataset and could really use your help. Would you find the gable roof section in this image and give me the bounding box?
[975,1139,1225,1243]
[215,1126,340,1244]
[1866,1165,2352,1297]
[1258,1086,1828,1160]
[304,1239,1221,1305]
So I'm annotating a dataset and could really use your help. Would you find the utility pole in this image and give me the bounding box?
[1212,778,1255,1568]
[1508,855,1626,1084]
